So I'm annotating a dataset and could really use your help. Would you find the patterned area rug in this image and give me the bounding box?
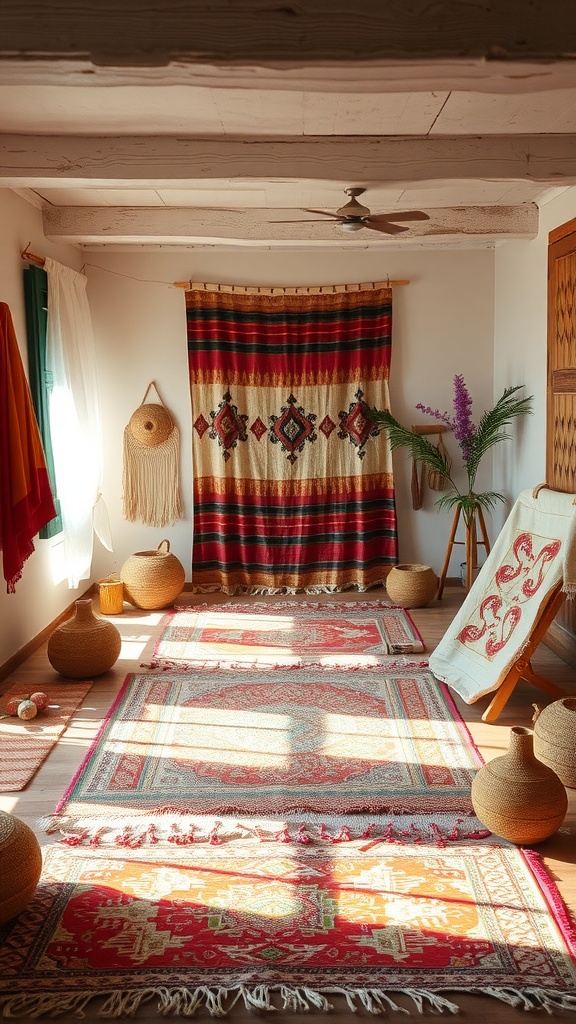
[0,681,93,792]
[1,837,575,1018]
[145,600,425,670]
[46,668,482,834]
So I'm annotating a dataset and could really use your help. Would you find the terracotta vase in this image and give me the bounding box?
[47,598,122,679]
[471,726,568,845]
[386,563,438,608]
[0,811,42,925]
[121,538,185,610]
[533,697,576,788]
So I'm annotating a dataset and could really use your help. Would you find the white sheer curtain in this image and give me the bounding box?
[45,259,112,588]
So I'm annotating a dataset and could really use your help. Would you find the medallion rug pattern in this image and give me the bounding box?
[1,839,575,1018]
[48,669,482,834]
[145,600,425,670]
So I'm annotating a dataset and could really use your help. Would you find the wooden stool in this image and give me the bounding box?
[437,503,491,599]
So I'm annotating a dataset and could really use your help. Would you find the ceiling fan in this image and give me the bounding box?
[273,187,430,234]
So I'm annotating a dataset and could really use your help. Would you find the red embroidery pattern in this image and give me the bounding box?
[457,531,562,660]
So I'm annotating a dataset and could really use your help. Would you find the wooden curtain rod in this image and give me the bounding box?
[174,278,410,290]
[21,244,45,267]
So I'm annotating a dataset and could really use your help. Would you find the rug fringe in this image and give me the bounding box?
[39,813,488,849]
[3,985,575,1018]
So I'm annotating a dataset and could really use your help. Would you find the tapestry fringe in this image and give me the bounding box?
[2,985,576,1019]
[191,580,391,596]
[38,813,488,849]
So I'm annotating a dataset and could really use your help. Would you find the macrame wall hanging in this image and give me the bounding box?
[123,381,184,527]
[411,424,451,510]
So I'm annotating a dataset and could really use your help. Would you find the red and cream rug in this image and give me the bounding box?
[1,836,575,1018]
[144,600,425,670]
[45,668,483,838]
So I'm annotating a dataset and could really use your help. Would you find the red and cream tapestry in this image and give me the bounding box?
[1,838,576,1018]
[186,282,398,593]
[145,600,425,670]
[46,668,482,837]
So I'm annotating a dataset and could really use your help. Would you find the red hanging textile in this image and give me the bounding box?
[0,302,56,592]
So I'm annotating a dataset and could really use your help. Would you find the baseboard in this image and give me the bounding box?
[544,620,576,668]
[0,584,97,684]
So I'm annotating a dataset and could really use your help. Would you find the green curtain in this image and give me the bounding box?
[23,264,62,538]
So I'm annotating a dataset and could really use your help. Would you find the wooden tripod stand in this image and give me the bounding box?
[437,503,491,599]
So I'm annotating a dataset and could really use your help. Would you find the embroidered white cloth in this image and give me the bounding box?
[430,486,576,704]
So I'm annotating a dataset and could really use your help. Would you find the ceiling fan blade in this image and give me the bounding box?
[366,220,410,235]
[302,208,343,219]
[269,218,340,223]
[369,211,430,223]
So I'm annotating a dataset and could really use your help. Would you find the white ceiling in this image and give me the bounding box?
[2,11,576,250]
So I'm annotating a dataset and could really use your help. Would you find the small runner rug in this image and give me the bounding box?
[1,837,575,1018]
[46,668,482,835]
[0,681,93,792]
[144,600,425,670]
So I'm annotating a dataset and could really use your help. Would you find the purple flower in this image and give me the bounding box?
[451,375,476,462]
[415,403,454,430]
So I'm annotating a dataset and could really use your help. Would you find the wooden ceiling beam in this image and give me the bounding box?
[2,134,576,189]
[42,203,539,246]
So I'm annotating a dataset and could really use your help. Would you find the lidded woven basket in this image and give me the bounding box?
[121,538,185,610]
[533,697,576,788]
[471,726,568,845]
[47,598,122,678]
[386,563,438,608]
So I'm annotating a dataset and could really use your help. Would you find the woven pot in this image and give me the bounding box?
[121,538,185,610]
[47,598,122,678]
[0,811,42,926]
[386,563,438,608]
[533,697,576,788]
[471,726,568,845]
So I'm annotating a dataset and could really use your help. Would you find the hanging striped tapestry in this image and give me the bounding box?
[186,282,398,593]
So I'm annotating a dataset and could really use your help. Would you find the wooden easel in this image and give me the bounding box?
[437,503,491,599]
[481,580,567,722]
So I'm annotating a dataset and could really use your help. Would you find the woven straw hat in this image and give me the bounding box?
[128,403,174,447]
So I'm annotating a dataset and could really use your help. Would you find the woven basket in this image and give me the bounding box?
[47,598,122,678]
[533,697,576,788]
[121,538,185,610]
[386,563,438,608]
[0,811,42,925]
[471,726,568,845]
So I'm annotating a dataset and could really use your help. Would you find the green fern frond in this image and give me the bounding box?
[466,386,533,480]
[372,409,452,481]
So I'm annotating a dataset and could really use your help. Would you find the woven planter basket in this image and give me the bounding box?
[533,697,576,788]
[47,598,122,679]
[121,538,185,610]
[0,811,42,925]
[471,726,568,845]
[386,563,438,608]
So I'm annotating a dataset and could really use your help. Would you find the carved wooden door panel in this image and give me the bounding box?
[547,216,576,653]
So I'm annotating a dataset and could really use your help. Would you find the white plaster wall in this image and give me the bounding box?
[0,190,89,666]
[493,186,576,535]
[84,246,496,596]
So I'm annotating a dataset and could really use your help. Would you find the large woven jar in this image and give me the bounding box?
[47,598,122,678]
[533,698,576,788]
[471,726,568,845]
[121,538,185,610]
[0,811,42,926]
[386,563,438,608]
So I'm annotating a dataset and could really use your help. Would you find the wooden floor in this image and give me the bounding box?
[1,586,575,1021]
